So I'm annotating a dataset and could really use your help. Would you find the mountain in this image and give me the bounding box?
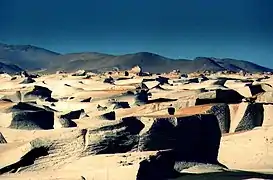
[48,52,190,73]
[214,58,273,73]
[0,61,23,74]
[0,43,60,70]
[49,52,273,73]
[0,43,272,73]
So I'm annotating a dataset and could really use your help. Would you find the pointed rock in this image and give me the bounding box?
[0,132,7,144]
[99,111,116,120]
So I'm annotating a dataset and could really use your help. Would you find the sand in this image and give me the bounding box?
[0,70,273,180]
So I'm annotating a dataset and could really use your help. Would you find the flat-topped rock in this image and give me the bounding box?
[196,89,244,105]
[8,102,55,130]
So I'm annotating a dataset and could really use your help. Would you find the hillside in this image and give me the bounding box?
[0,43,272,73]
[0,43,60,70]
[50,52,273,73]
[0,61,23,74]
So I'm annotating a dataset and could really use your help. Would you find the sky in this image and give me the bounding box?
[0,0,273,67]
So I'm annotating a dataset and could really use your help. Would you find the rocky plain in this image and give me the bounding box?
[1,66,273,180]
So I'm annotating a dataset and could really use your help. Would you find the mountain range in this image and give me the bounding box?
[0,43,272,74]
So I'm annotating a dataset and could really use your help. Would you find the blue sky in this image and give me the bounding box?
[0,0,272,67]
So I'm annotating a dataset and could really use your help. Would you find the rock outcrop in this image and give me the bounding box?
[137,114,223,180]
[196,89,244,105]
[8,102,54,130]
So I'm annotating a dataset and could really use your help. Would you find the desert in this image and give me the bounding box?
[1,61,273,180]
[1,0,273,179]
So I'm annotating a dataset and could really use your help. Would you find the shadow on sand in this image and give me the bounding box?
[171,170,273,180]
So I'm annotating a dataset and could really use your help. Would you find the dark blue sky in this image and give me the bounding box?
[0,0,272,67]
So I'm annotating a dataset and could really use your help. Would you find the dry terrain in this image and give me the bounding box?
[1,68,273,180]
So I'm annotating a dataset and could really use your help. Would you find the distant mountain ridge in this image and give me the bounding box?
[0,43,61,70]
[0,61,23,74]
[0,43,272,74]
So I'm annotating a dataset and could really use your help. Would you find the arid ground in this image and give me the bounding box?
[1,67,273,180]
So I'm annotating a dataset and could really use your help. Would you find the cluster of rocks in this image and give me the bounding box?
[1,67,273,179]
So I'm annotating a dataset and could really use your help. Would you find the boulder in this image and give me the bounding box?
[239,70,246,76]
[168,107,175,115]
[138,72,151,76]
[19,71,29,78]
[0,117,146,173]
[19,71,39,78]
[72,70,86,76]
[55,70,66,74]
[188,78,199,83]
[137,114,222,180]
[8,102,54,130]
[103,76,114,84]
[134,90,149,106]
[198,75,209,82]
[136,150,181,180]
[156,76,169,85]
[10,76,17,80]
[80,97,92,102]
[180,74,188,78]
[10,110,54,130]
[1,86,57,103]
[195,89,244,105]
[0,131,84,173]
[57,109,87,128]
[112,102,130,109]
[138,114,221,158]
[97,104,107,111]
[60,109,87,120]
[124,71,129,76]
[24,85,53,102]
[130,65,142,74]
[116,77,131,81]
[98,111,116,120]
[20,77,35,84]
[58,118,77,128]
[83,116,145,155]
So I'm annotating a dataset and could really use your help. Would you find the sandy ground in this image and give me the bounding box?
[0,71,273,180]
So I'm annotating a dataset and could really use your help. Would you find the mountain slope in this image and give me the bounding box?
[48,52,192,73]
[0,61,23,74]
[0,43,272,73]
[0,43,61,70]
[215,58,273,73]
[50,53,272,73]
